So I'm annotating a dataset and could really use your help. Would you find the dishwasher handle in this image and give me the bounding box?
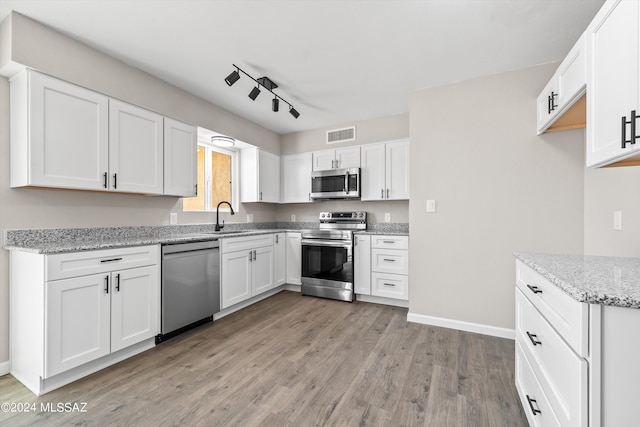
[162,240,219,257]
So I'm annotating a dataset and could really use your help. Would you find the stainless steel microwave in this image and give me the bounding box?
[310,167,360,200]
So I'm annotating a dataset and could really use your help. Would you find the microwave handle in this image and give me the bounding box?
[344,170,349,194]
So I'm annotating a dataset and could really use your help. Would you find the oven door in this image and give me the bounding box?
[301,239,353,287]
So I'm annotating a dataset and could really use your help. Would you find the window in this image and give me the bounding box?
[183,143,237,212]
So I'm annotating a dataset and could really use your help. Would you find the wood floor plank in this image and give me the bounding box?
[0,291,528,426]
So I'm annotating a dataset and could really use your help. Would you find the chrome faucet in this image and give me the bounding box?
[215,201,235,231]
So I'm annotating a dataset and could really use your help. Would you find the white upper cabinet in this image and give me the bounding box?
[312,146,360,171]
[281,152,312,203]
[10,69,109,190]
[240,147,281,203]
[537,33,587,135]
[109,99,164,194]
[163,118,197,197]
[361,140,409,201]
[586,0,640,167]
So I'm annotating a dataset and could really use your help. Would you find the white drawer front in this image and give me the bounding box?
[516,289,587,427]
[46,245,159,281]
[371,272,408,300]
[515,342,562,427]
[371,249,408,275]
[516,260,588,356]
[221,233,274,253]
[371,235,408,250]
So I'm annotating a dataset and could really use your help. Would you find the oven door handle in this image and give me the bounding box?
[301,239,352,249]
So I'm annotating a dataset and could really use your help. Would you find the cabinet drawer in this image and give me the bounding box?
[371,235,408,250]
[515,260,588,356]
[371,272,408,300]
[516,289,587,427]
[221,234,274,253]
[515,342,562,427]
[372,249,408,275]
[46,245,159,281]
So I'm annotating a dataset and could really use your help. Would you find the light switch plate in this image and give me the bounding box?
[169,213,177,225]
[247,214,254,223]
[614,211,622,230]
[291,214,296,222]
[384,213,391,222]
[426,200,436,213]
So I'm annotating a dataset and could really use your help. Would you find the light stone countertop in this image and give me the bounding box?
[514,252,640,309]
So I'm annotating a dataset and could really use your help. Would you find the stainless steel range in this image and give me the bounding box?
[301,211,367,302]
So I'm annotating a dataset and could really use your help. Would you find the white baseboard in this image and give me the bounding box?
[356,294,409,308]
[0,360,9,376]
[407,312,515,340]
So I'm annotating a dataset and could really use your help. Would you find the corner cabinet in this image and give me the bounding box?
[10,245,160,395]
[164,118,197,197]
[360,140,410,201]
[586,0,640,167]
[240,148,281,203]
[220,234,275,309]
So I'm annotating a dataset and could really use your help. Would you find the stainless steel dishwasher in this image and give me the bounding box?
[157,240,220,343]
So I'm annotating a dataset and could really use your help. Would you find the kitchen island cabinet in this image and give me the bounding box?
[514,253,640,426]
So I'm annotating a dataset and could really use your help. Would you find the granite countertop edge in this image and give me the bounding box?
[514,252,640,309]
[354,231,409,236]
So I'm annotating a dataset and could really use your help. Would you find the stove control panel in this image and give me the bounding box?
[319,211,367,221]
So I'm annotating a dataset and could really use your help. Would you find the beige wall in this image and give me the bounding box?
[408,63,585,331]
[277,113,410,223]
[584,167,640,257]
[0,12,280,365]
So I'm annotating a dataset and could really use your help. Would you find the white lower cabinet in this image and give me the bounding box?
[274,232,286,286]
[10,245,160,395]
[355,234,408,301]
[286,232,302,285]
[221,234,275,309]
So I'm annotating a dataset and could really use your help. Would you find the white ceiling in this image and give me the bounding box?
[0,0,605,135]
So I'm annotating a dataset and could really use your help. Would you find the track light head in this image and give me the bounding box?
[225,70,240,86]
[289,106,300,119]
[248,86,261,100]
[272,97,279,112]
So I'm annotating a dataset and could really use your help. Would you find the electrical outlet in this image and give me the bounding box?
[169,213,178,225]
[291,214,296,222]
[247,214,254,223]
[426,200,436,213]
[614,211,622,230]
[384,213,391,222]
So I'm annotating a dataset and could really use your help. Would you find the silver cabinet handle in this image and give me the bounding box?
[383,283,396,287]
[259,191,263,201]
[383,240,395,244]
[383,258,396,262]
[381,189,384,199]
[253,250,257,261]
[386,188,389,199]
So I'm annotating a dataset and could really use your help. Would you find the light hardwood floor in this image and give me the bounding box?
[0,291,528,426]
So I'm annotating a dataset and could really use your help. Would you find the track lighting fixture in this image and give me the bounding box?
[248,86,261,100]
[224,64,300,119]
[225,69,240,86]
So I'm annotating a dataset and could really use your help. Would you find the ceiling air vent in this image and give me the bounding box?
[326,126,356,144]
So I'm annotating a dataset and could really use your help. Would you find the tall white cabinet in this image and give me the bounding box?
[360,140,409,201]
[10,245,160,395]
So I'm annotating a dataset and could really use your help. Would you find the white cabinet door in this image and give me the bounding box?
[386,141,410,200]
[164,118,197,197]
[109,99,164,194]
[360,143,386,201]
[286,232,302,285]
[556,34,586,111]
[252,245,275,295]
[45,273,110,377]
[282,153,312,203]
[259,150,281,202]
[354,234,371,295]
[312,149,336,171]
[274,233,286,286]
[221,250,252,309]
[335,146,361,169]
[586,0,640,167]
[110,266,159,353]
[20,70,109,190]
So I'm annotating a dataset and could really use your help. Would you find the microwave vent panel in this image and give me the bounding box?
[326,126,356,144]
